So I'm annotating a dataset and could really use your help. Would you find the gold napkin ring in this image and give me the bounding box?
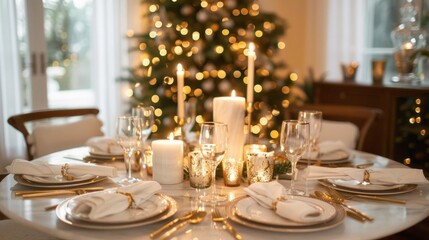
[61,163,74,180]
[363,170,371,184]
[271,196,286,211]
[117,191,134,208]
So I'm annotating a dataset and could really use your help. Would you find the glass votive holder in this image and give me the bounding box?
[188,151,211,188]
[243,144,268,178]
[144,147,153,176]
[222,157,241,187]
[246,151,275,185]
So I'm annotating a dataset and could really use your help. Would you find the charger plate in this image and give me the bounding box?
[227,196,346,233]
[319,179,417,196]
[22,174,95,184]
[14,174,107,189]
[56,194,177,229]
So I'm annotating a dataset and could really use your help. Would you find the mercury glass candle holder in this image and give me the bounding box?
[188,151,212,188]
[222,157,241,187]
[246,151,274,185]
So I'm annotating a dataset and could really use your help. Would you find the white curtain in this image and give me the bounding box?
[0,0,26,173]
[306,0,366,82]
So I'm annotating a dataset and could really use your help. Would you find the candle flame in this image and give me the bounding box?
[249,42,255,53]
[403,42,413,50]
[168,132,174,140]
[177,63,183,71]
[231,90,236,97]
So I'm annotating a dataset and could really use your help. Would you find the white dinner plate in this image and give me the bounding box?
[56,194,177,229]
[234,196,336,227]
[22,174,95,184]
[319,179,418,196]
[66,193,169,224]
[14,174,107,189]
[327,179,404,191]
[301,150,350,164]
[227,196,346,233]
[89,149,124,158]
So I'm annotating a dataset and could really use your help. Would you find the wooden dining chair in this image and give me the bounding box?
[285,104,382,151]
[7,108,104,160]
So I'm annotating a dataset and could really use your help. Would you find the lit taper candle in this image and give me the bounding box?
[247,42,255,104]
[177,64,185,120]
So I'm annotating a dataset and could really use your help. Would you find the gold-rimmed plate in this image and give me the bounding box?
[227,196,345,233]
[56,194,177,229]
[14,174,107,189]
[319,179,417,196]
[22,174,95,184]
[234,196,337,227]
[66,193,169,224]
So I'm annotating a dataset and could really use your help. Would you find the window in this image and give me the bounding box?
[364,0,429,82]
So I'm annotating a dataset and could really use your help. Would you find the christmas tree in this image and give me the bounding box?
[123,0,296,142]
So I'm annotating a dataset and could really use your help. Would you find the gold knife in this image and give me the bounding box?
[149,211,195,238]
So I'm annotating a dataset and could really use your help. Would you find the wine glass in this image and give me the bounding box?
[280,120,310,195]
[132,105,155,144]
[199,122,228,204]
[298,111,322,158]
[132,105,154,169]
[116,116,141,185]
[183,98,197,135]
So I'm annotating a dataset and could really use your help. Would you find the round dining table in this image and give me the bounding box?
[1,147,428,240]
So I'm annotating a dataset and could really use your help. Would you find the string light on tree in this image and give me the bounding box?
[122,0,296,140]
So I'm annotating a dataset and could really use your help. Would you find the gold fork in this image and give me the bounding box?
[211,207,242,240]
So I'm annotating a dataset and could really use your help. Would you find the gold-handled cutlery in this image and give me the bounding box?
[314,191,374,221]
[149,211,196,238]
[158,211,206,240]
[309,193,366,222]
[326,187,406,204]
[16,187,104,198]
[211,207,242,240]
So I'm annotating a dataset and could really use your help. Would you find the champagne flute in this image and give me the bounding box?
[116,116,141,185]
[280,120,310,195]
[183,98,197,135]
[132,105,154,170]
[132,105,155,145]
[199,122,228,204]
[298,111,322,158]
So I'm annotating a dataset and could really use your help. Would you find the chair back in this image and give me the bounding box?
[7,108,103,160]
[285,104,382,151]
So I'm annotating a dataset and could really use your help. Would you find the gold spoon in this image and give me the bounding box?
[159,211,207,240]
[315,191,373,221]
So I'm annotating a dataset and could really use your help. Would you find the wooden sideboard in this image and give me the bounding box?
[313,81,429,169]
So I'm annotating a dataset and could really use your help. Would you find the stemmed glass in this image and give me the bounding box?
[199,122,228,204]
[183,98,197,135]
[132,105,155,150]
[280,120,310,195]
[116,116,141,185]
[298,111,322,158]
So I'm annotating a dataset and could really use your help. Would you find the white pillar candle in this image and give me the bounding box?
[213,90,245,162]
[177,64,185,120]
[247,42,255,104]
[152,133,184,184]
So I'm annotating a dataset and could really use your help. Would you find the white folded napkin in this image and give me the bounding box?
[71,181,161,219]
[307,166,429,184]
[6,159,117,178]
[303,140,349,159]
[86,136,123,155]
[243,181,323,223]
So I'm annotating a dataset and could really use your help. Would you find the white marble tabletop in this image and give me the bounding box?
[1,147,429,240]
